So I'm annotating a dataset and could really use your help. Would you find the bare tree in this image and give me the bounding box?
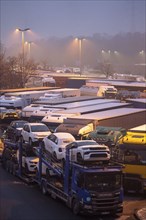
[0,45,37,89]
[98,60,114,78]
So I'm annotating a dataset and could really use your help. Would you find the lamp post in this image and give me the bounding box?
[16,28,30,86]
[76,37,85,76]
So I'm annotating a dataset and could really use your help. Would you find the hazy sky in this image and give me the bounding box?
[1,0,146,46]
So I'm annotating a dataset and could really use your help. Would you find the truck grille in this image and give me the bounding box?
[91,193,120,209]
[90,153,108,158]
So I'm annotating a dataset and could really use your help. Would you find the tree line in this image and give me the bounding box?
[0,43,37,89]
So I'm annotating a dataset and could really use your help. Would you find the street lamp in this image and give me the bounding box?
[76,37,85,76]
[16,28,30,86]
[16,28,30,57]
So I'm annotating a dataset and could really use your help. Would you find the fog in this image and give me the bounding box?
[5,32,146,75]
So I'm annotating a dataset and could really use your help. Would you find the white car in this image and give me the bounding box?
[16,146,39,174]
[42,132,75,160]
[64,140,111,162]
[21,122,51,145]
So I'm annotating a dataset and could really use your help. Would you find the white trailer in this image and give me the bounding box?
[0,96,27,109]
[22,104,65,119]
[3,90,53,108]
[41,113,79,131]
[29,107,65,122]
[45,88,80,98]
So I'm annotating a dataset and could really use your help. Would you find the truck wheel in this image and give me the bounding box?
[72,199,80,215]
[41,180,47,195]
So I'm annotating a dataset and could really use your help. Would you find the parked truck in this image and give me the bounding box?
[80,85,117,98]
[1,137,124,216]
[56,118,98,139]
[114,125,146,193]
[88,126,126,150]
[35,141,124,216]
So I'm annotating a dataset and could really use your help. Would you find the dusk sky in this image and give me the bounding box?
[1,0,146,46]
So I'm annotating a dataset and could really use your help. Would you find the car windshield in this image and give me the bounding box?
[16,122,27,128]
[31,125,49,132]
[115,144,146,165]
[77,172,121,192]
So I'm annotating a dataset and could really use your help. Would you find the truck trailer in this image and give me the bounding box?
[1,139,124,216]
[35,142,124,216]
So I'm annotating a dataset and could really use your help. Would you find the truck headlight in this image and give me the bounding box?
[86,197,91,202]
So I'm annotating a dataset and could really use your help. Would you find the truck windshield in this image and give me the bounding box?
[116,144,146,165]
[84,172,121,192]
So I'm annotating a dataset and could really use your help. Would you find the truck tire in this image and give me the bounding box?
[41,180,47,195]
[72,199,80,215]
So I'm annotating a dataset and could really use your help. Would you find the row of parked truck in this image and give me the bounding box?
[1,119,146,216]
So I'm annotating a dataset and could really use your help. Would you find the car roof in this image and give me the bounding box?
[73,140,96,143]
[53,132,75,139]
[25,122,46,126]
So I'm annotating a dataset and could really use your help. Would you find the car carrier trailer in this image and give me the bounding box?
[1,139,124,216]
[35,142,124,216]
[1,140,38,183]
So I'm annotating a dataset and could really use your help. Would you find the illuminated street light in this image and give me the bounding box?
[139,50,144,55]
[16,28,30,56]
[16,28,30,86]
[76,37,85,76]
[114,50,119,55]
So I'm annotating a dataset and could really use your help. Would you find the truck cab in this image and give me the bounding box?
[114,128,146,193]
[88,126,126,149]
[56,118,97,140]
